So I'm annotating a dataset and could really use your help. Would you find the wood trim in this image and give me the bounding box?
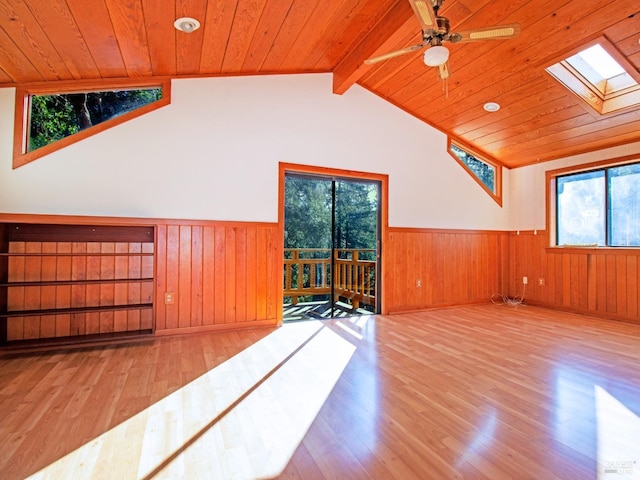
[154,319,277,337]
[278,162,390,315]
[546,152,640,177]
[1,303,153,318]
[0,213,277,229]
[6,224,154,243]
[389,227,509,235]
[546,246,640,255]
[0,329,154,354]
[12,78,171,169]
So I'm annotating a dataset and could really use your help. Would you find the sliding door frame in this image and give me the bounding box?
[278,162,389,323]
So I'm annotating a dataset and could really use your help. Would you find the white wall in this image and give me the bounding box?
[0,74,509,229]
[509,141,640,231]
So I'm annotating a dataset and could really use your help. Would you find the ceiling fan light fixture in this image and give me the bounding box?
[174,17,200,33]
[483,102,501,112]
[423,45,449,67]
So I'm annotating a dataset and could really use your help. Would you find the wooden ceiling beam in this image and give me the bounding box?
[332,0,415,95]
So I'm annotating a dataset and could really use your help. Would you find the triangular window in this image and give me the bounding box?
[448,140,502,206]
[13,79,170,168]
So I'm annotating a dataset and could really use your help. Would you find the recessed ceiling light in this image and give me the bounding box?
[174,17,200,33]
[483,102,500,112]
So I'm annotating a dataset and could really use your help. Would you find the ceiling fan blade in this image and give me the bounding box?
[364,44,424,64]
[453,23,521,43]
[408,0,438,32]
[438,61,450,80]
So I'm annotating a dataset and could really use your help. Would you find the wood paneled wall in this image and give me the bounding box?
[385,228,510,313]
[508,231,640,324]
[4,214,638,341]
[154,222,281,334]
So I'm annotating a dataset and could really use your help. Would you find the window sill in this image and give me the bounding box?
[546,245,640,255]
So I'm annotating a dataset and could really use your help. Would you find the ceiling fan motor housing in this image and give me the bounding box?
[435,17,450,36]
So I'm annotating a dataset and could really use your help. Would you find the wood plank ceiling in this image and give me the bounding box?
[1,0,639,168]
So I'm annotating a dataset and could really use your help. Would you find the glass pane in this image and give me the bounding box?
[334,180,378,314]
[450,144,495,193]
[573,44,625,80]
[557,171,605,246]
[283,175,332,321]
[609,163,640,246]
[28,88,162,152]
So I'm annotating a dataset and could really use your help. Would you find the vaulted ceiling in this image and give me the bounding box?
[1,0,639,168]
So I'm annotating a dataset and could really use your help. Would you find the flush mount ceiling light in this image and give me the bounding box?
[174,17,200,33]
[423,45,450,67]
[483,102,501,112]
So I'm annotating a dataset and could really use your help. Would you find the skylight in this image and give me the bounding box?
[574,44,625,79]
[564,44,637,96]
[545,38,640,115]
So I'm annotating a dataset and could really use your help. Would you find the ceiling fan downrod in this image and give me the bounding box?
[431,0,444,15]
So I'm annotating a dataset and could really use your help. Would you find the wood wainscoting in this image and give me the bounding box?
[3,213,638,349]
[0,214,282,350]
[508,230,640,324]
[385,228,510,313]
[154,221,281,335]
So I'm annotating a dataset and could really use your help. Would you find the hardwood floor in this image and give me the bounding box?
[1,304,639,479]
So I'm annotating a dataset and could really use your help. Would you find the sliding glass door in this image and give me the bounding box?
[283,173,380,321]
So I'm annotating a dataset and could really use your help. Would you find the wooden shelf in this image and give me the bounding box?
[5,223,154,243]
[0,278,154,287]
[1,221,156,350]
[0,329,154,351]
[0,303,153,318]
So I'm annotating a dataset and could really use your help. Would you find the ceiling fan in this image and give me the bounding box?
[365,0,521,81]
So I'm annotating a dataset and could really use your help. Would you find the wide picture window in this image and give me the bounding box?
[556,162,640,247]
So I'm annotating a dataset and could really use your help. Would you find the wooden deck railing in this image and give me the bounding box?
[283,248,376,309]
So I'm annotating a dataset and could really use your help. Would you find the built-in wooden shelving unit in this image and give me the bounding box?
[0,223,155,349]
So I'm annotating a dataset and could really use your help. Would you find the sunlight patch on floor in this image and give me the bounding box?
[27,320,356,479]
[596,386,640,480]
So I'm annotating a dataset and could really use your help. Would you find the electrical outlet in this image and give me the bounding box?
[539,278,545,286]
[416,279,422,288]
[522,276,528,285]
[165,292,175,304]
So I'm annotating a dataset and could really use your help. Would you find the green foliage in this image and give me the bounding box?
[29,95,79,151]
[284,175,379,304]
[450,144,495,193]
[284,176,332,251]
[28,88,162,152]
[284,176,379,253]
[334,180,378,259]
